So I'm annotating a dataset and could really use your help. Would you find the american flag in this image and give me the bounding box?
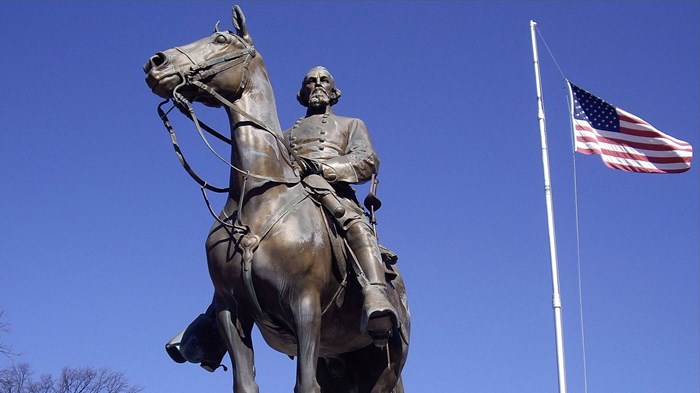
[569,81,693,174]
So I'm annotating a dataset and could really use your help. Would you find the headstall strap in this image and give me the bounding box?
[156,33,305,229]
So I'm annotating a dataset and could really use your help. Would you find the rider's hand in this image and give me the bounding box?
[299,157,321,177]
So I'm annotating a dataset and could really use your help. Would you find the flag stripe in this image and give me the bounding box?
[575,141,692,165]
[574,143,690,172]
[569,81,693,174]
[575,124,693,157]
[575,143,692,165]
[618,109,693,148]
[574,130,693,167]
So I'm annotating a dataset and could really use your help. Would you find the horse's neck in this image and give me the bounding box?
[225,65,295,192]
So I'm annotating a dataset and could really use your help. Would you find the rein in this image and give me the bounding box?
[156,34,303,193]
[157,100,229,192]
[155,33,306,239]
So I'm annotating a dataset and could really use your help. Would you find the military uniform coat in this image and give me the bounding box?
[285,112,379,185]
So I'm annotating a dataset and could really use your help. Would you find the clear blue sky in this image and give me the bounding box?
[1,1,697,392]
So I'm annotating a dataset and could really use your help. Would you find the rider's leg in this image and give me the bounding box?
[345,221,397,342]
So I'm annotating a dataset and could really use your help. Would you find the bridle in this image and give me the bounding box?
[156,31,302,196]
[171,32,256,106]
[155,31,306,235]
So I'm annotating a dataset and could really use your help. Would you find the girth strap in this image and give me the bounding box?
[238,187,310,329]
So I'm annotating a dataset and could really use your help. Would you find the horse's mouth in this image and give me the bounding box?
[145,71,183,99]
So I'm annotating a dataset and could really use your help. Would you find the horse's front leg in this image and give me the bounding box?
[206,200,258,392]
[217,305,258,393]
[293,291,322,393]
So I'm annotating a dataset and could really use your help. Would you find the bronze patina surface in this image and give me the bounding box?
[144,6,409,393]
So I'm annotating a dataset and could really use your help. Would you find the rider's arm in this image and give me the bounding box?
[321,118,379,184]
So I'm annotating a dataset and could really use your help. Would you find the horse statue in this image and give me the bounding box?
[143,6,410,393]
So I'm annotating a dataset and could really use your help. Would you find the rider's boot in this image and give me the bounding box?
[346,223,398,346]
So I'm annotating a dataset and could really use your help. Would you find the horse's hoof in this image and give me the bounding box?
[165,342,187,363]
[165,329,187,363]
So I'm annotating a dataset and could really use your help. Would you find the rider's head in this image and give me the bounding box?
[297,66,342,108]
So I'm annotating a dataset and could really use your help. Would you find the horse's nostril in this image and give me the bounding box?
[154,52,168,66]
[145,52,168,72]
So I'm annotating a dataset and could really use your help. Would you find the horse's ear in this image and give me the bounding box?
[232,5,251,42]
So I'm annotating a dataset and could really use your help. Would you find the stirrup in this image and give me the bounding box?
[366,312,394,347]
[360,285,397,347]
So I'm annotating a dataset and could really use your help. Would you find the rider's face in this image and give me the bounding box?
[303,69,334,107]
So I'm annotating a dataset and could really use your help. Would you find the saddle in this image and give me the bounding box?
[301,174,398,279]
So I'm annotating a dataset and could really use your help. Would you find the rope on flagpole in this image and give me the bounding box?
[571,139,590,393]
[562,55,591,393]
[537,22,590,393]
[536,26,567,80]
[566,87,590,393]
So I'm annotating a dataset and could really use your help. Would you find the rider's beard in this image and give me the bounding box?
[308,88,331,108]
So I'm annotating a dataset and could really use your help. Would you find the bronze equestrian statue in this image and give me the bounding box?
[143,6,409,393]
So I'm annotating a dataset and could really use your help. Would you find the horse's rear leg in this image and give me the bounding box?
[293,292,322,393]
[217,306,258,393]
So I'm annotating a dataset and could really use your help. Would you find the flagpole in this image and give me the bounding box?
[530,20,567,393]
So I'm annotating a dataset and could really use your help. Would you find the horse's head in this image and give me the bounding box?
[144,6,255,107]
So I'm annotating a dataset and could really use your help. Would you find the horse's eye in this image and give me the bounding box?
[214,34,228,44]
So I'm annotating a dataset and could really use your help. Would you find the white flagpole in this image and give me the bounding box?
[530,20,568,393]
